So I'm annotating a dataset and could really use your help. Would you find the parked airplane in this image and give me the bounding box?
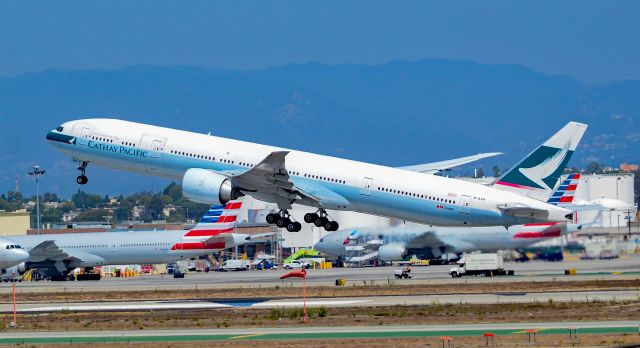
[47,119,585,231]
[0,237,30,276]
[315,174,587,262]
[1,201,267,280]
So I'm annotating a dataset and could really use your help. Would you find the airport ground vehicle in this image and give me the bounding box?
[449,253,514,277]
[283,260,310,269]
[220,259,250,271]
[394,266,412,279]
[254,259,278,270]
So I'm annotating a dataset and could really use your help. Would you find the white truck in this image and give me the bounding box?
[220,259,250,271]
[283,260,310,269]
[449,253,514,278]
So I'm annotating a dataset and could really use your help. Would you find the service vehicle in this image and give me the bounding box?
[283,260,310,269]
[449,253,514,277]
[220,259,250,271]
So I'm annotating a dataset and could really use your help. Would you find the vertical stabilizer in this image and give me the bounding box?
[183,201,243,238]
[492,121,587,202]
[547,173,580,206]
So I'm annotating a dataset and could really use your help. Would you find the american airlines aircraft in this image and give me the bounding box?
[315,174,586,262]
[46,119,586,231]
[1,202,266,280]
[0,237,30,277]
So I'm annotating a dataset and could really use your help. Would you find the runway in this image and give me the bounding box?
[0,321,637,344]
[2,256,639,293]
[4,289,638,313]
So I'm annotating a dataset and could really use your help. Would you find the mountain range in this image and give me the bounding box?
[1,59,638,197]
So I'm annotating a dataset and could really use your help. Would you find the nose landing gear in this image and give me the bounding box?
[76,161,89,185]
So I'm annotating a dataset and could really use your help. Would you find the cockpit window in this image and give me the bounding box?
[56,126,64,132]
[6,245,21,249]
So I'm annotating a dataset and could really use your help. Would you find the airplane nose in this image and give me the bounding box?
[15,249,29,263]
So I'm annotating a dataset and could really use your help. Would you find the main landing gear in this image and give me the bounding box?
[76,161,89,185]
[266,209,340,232]
[304,209,339,232]
[266,210,302,232]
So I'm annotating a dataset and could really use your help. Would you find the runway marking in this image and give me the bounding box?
[230,334,265,339]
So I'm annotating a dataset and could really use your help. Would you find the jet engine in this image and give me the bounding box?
[1,262,26,276]
[377,243,408,262]
[182,168,242,205]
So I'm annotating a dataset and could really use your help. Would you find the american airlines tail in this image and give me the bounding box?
[172,201,243,251]
[546,173,580,206]
[492,121,587,202]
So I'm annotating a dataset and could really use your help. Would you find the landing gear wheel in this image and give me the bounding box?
[304,213,318,223]
[266,213,278,224]
[276,217,291,228]
[324,220,339,231]
[76,175,88,185]
[314,216,328,227]
[76,161,89,185]
[286,221,302,232]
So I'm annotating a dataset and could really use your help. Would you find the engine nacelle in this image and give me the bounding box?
[182,168,241,205]
[377,243,408,262]
[1,263,26,276]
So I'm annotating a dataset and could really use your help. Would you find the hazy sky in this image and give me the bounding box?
[1,1,638,82]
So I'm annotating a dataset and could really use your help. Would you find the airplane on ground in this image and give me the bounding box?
[1,201,268,280]
[314,174,589,262]
[47,119,586,231]
[0,237,30,277]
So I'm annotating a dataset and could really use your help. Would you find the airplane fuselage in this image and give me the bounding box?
[8,229,218,269]
[47,119,572,227]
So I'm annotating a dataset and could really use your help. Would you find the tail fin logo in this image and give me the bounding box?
[547,173,580,206]
[518,140,572,190]
[182,201,242,238]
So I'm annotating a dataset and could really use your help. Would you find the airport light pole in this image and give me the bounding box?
[27,165,46,235]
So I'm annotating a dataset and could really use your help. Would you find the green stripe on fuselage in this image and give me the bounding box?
[46,131,76,145]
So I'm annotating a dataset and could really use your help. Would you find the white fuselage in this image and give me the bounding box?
[0,238,30,270]
[7,229,218,270]
[315,222,576,259]
[47,119,572,227]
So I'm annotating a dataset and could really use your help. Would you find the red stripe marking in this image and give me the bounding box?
[523,222,556,227]
[183,227,234,237]
[513,229,562,239]
[217,216,237,223]
[495,181,534,189]
[566,184,577,191]
[224,202,242,210]
[171,241,226,250]
[559,196,574,203]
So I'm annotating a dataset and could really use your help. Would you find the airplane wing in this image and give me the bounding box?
[399,152,502,174]
[404,230,475,253]
[28,240,75,263]
[231,151,347,209]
